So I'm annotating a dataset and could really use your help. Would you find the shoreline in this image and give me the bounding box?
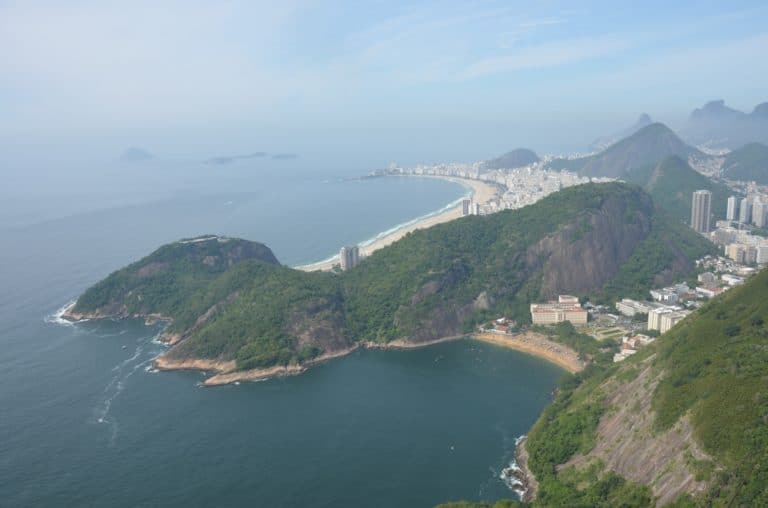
[471,331,585,374]
[153,330,582,386]
[296,176,500,272]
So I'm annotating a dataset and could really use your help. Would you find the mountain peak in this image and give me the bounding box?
[483,148,539,170]
[119,146,154,162]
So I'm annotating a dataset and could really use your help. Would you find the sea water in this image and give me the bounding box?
[0,159,563,507]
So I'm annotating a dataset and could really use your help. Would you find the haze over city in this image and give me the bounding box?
[2,0,768,167]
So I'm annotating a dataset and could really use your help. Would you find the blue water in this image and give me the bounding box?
[0,160,563,507]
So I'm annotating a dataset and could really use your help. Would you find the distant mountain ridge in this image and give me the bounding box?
[119,146,154,162]
[482,148,539,170]
[684,99,768,148]
[721,142,768,184]
[589,113,653,152]
[549,123,702,178]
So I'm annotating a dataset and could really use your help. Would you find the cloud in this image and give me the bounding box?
[458,34,637,80]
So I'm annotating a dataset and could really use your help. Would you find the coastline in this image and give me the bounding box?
[296,176,500,272]
[472,331,585,374]
[153,330,582,386]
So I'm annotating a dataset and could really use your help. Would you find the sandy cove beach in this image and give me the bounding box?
[296,176,500,272]
[155,330,582,386]
[472,331,585,374]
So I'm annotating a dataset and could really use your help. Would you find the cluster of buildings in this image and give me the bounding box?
[530,295,588,325]
[613,334,655,362]
[375,162,611,217]
[689,189,768,265]
[339,245,360,271]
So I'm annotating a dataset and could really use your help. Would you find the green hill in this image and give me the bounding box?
[514,264,768,506]
[550,123,702,178]
[624,155,732,225]
[69,183,714,373]
[483,148,540,170]
[721,142,768,183]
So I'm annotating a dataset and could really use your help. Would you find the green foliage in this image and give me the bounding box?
[649,268,768,505]
[722,142,768,183]
[624,155,732,224]
[72,184,711,374]
[599,210,717,302]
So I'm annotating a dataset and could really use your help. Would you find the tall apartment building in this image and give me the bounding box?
[339,245,360,271]
[740,197,753,224]
[752,201,767,228]
[726,196,739,221]
[461,199,471,216]
[691,190,712,233]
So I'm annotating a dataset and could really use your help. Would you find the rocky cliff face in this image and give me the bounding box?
[526,194,652,298]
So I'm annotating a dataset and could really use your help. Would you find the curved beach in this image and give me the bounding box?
[296,176,500,272]
[472,332,585,373]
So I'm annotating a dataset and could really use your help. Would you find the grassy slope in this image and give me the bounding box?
[518,267,768,506]
[722,142,768,183]
[625,155,731,225]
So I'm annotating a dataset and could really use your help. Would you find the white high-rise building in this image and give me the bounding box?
[740,197,753,224]
[752,201,767,228]
[691,190,712,233]
[726,196,739,221]
[339,245,360,271]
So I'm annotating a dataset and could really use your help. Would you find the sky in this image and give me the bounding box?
[1,0,767,167]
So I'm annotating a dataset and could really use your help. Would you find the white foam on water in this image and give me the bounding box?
[43,300,79,326]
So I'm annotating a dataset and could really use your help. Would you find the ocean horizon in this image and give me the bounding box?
[0,160,563,507]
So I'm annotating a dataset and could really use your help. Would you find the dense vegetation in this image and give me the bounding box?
[650,267,768,504]
[721,142,768,183]
[624,155,731,225]
[72,183,711,371]
[548,123,701,178]
[487,264,768,506]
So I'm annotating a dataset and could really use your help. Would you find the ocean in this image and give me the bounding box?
[0,159,563,507]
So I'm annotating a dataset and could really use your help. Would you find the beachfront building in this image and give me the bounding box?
[530,295,587,325]
[339,245,360,271]
[461,199,471,216]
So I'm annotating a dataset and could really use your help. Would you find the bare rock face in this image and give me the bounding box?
[563,357,714,505]
[526,192,652,298]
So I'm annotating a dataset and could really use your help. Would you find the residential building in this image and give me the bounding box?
[691,190,712,233]
[530,296,588,325]
[726,196,739,221]
[753,201,767,228]
[740,197,753,224]
[461,199,471,216]
[339,245,360,271]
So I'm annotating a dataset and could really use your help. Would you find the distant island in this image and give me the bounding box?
[204,152,267,165]
[271,153,297,160]
[119,146,154,162]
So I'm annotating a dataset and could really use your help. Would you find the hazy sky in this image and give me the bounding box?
[2,0,767,165]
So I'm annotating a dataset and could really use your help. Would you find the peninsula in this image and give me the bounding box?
[63,183,712,386]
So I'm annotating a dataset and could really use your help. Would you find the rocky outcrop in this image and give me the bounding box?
[562,356,714,505]
[526,194,652,298]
